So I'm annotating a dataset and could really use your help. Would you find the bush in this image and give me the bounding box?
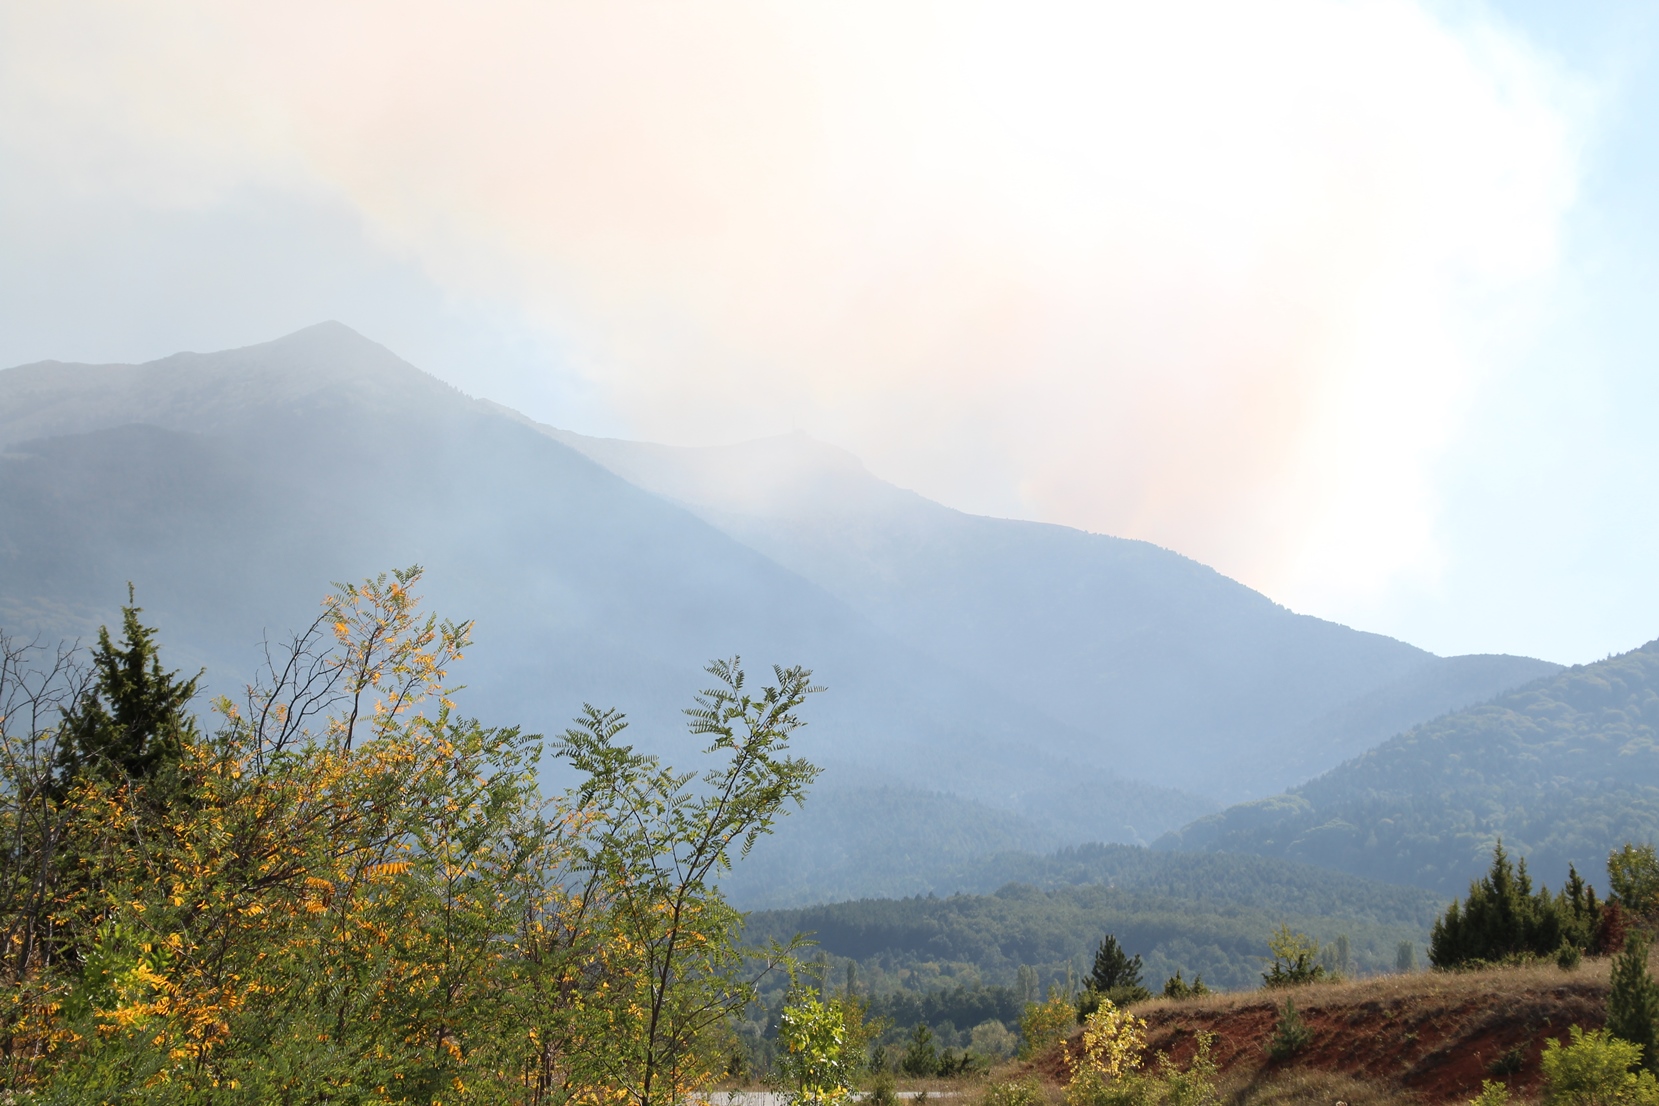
[1161,972,1209,1000]
[1262,925,1326,988]
[1541,1025,1659,1106]
[1066,1000,1148,1106]
[902,1023,941,1077]
[1153,1031,1219,1106]
[1021,987,1078,1060]
[1470,1079,1512,1106]
[778,990,853,1104]
[1266,999,1312,1061]
[971,1019,1018,1060]
[1079,985,1152,1022]
[1063,1027,1218,1106]
[2,572,825,1104]
[1610,845,1659,925]
[980,1077,1049,1106]
[1608,934,1659,1072]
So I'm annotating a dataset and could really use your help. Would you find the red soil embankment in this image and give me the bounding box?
[1031,960,1618,1104]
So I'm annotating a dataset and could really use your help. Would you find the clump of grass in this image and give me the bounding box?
[976,1076,1050,1106]
[867,1068,899,1106]
[1224,1070,1398,1106]
[1486,1043,1525,1076]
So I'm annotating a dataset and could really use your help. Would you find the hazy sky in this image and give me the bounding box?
[2,1,1656,664]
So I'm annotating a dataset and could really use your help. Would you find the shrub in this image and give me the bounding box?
[1541,1026,1659,1106]
[902,1023,941,1077]
[1262,925,1326,987]
[1066,1000,1149,1106]
[971,1019,1018,1060]
[1064,1026,1218,1106]
[1161,972,1210,1000]
[1559,943,1585,971]
[1266,999,1312,1061]
[1153,1030,1219,1106]
[1077,1000,1148,1079]
[1488,1045,1526,1077]
[1471,1079,1512,1106]
[867,1069,899,1106]
[1021,987,1079,1060]
[778,990,853,1104]
[1609,845,1659,925]
[980,1077,1049,1106]
[1608,933,1659,1072]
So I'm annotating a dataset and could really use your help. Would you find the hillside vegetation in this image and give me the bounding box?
[1160,640,1659,894]
[742,856,1440,995]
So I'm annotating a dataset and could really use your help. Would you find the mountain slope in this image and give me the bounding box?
[0,324,1205,859]
[541,428,1559,799]
[1156,640,1659,894]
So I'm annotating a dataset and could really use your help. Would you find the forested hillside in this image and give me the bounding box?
[1159,641,1659,894]
[718,786,1230,908]
[741,852,1439,996]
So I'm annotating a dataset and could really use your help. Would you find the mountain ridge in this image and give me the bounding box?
[1156,639,1659,894]
[540,424,1560,798]
[0,323,1565,900]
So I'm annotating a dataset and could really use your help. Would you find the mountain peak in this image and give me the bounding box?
[1,323,460,447]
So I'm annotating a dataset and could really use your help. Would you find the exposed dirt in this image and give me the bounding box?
[1023,958,1623,1105]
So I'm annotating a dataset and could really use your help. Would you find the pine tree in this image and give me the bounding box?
[52,590,199,797]
[1079,934,1149,1013]
[1561,863,1603,951]
[1088,934,1144,994]
[1429,841,1570,967]
[1607,932,1659,1072]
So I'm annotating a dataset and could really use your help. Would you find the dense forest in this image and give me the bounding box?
[743,873,1434,997]
[1159,640,1659,894]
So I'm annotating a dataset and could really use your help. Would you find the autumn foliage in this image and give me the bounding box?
[0,568,817,1104]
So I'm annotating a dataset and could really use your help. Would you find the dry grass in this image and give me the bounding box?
[1134,954,1615,1021]
[1221,1068,1417,1106]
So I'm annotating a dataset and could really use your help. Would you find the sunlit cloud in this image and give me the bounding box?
[0,0,1586,616]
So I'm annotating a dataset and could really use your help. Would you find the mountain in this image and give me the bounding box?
[1156,641,1659,895]
[0,323,1557,901]
[0,323,1203,852]
[540,428,1560,800]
